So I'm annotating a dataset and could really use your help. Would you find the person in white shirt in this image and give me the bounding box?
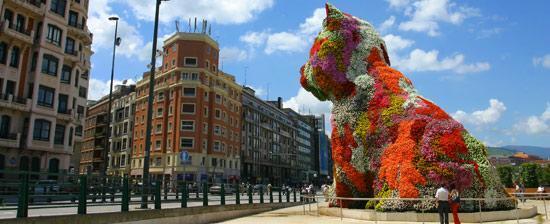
[435,186,450,224]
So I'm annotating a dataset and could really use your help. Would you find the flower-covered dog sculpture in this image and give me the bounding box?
[301,4,512,210]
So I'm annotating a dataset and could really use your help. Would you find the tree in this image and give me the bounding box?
[497,165,514,187]
[539,165,550,186]
[520,163,541,188]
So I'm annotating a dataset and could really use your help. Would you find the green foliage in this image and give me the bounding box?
[539,165,550,186]
[520,163,541,188]
[496,165,514,187]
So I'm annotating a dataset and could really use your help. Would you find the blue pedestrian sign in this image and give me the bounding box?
[180,151,191,165]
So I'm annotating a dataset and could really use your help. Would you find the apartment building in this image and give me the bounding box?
[0,0,92,177]
[241,89,297,185]
[282,106,316,184]
[131,32,242,184]
[106,85,136,177]
[80,98,108,174]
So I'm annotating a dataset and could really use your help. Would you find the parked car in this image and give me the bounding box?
[33,180,60,194]
[209,184,234,194]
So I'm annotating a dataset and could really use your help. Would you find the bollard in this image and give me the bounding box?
[478,200,483,223]
[16,174,29,218]
[235,183,240,205]
[122,177,129,212]
[203,183,208,206]
[78,175,87,215]
[286,189,290,202]
[293,189,297,202]
[101,179,106,203]
[181,182,187,208]
[260,187,264,203]
[155,180,161,210]
[221,184,226,205]
[278,188,282,203]
[270,188,273,203]
[196,184,199,198]
[110,179,115,203]
[339,199,343,221]
[543,195,548,221]
[175,182,179,200]
[248,185,253,204]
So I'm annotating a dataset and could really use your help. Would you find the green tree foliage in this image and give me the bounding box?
[497,165,514,187]
[520,163,541,188]
[539,165,550,186]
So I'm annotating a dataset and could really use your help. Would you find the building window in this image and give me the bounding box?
[213,141,221,151]
[15,14,26,34]
[181,120,194,131]
[61,65,72,84]
[156,107,163,117]
[37,85,55,107]
[215,94,222,104]
[65,37,76,55]
[33,119,51,141]
[155,124,162,133]
[68,11,78,27]
[183,57,197,67]
[191,73,198,80]
[58,94,68,113]
[180,138,194,148]
[41,54,59,76]
[183,88,196,97]
[215,109,221,119]
[0,42,7,64]
[46,24,63,46]
[9,46,19,68]
[157,92,164,101]
[205,60,209,69]
[50,0,67,17]
[181,103,195,114]
[214,125,220,135]
[121,155,126,167]
[155,140,161,150]
[181,72,189,80]
[78,86,87,98]
[54,124,65,144]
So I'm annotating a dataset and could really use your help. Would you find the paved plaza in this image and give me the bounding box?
[219,200,550,224]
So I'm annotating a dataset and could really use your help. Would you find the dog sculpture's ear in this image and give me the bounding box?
[325,3,343,20]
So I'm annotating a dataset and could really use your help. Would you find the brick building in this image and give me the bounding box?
[131,32,242,184]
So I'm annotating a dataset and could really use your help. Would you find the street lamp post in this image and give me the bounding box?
[102,16,120,203]
[141,0,168,209]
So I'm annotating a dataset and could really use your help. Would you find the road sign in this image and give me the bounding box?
[180,151,191,165]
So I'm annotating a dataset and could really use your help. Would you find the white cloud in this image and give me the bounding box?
[88,0,147,61]
[383,34,414,53]
[122,0,274,24]
[248,85,266,98]
[220,47,249,62]
[379,16,396,33]
[265,32,307,54]
[533,54,550,69]
[393,48,490,74]
[299,8,325,37]
[452,99,506,126]
[397,0,479,36]
[514,104,550,135]
[283,88,333,134]
[88,78,137,100]
[240,7,324,55]
[240,31,269,46]
[386,0,411,8]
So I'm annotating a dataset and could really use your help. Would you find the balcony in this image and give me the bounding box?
[58,109,73,121]
[0,133,21,148]
[10,0,46,16]
[0,93,31,111]
[0,20,34,44]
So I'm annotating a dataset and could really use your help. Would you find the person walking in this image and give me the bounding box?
[435,185,450,224]
[449,189,461,224]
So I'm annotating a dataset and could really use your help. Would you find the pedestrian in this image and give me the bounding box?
[267,183,272,195]
[519,182,526,202]
[449,189,461,224]
[537,185,545,200]
[435,185,450,224]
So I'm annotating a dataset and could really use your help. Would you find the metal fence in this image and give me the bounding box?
[301,193,550,224]
[0,170,303,219]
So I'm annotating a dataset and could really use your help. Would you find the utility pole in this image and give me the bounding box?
[141,0,169,209]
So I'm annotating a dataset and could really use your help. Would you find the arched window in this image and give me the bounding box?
[0,115,10,138]
[19,156,29,171]
[0,154,5,178]
[48,158,60,180]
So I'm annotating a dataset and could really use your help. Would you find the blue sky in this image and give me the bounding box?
[87,0,550,147]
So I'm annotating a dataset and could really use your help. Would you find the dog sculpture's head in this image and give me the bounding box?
[300,3,391,101]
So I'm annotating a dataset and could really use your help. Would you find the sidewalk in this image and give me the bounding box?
[218,201,549,224]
